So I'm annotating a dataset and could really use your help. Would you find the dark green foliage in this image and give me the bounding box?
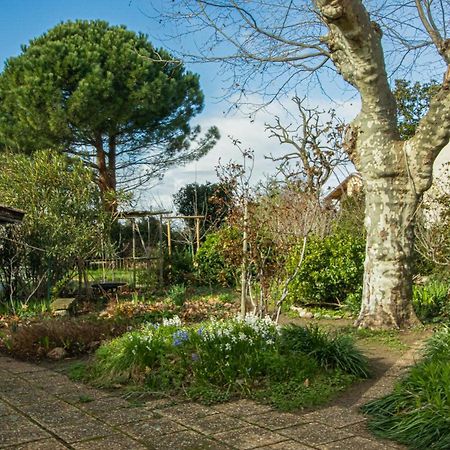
[363,327,450,449]
[341,289,363,318]
[168,249,195,284]
[194,227,241,286]
[280,324,370,378]
[335,191,365,236]
[394,79,440,140]
[168,284,187,307]
[413,280,450,322]
[0,298,51,319]
[173,182,231,231]
[286,232,365,306]
[254,371,355,411]
[0,20,218,196]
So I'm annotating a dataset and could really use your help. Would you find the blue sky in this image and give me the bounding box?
[0,1,359,209]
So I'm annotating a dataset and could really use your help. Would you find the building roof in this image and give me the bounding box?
[323,173,362,203]
[0,205,25,224]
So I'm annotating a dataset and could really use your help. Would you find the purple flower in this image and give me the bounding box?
[172,330,189,346]
[191,353,199,361]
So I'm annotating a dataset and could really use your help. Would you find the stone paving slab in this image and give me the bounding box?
[242,411,306,430]
[278,422,354,447]
[47,419,114,444]
[214,425,287,449]
[89,405,157,425]
[259,442,316,449]
[155,402,219,421]
[300,406,367,428]
[184,413,248,435]
[0,399,16,416]
[321,435,397,449]
[0,414,51,447]
[213,399,273,417]
[117,417,188,439]
[0,341,420,450]
[7,437,70,449]
[149,430,229,450]
[71,434,148,450]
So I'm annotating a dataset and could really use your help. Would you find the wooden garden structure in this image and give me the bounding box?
[88,210,206,289]
[118,210,171,286]
[0,205,24,225]
[164,214,205,256]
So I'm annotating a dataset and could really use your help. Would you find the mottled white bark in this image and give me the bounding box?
[357,174,420,328]
[316,0,450,328]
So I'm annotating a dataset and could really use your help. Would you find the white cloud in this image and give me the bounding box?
[145,95,361,210]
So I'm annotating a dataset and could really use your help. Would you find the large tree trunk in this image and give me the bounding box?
[95,133,117,213]
[315,0,450,328]
[356,174,420,328]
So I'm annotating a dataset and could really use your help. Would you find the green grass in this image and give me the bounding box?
[88,268,134,283]
[363,327,450,449]
[340,327,408,351]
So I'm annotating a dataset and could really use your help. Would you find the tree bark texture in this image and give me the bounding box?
[356,175,420,328]
[316,0,450,328]
[95,133,118,212]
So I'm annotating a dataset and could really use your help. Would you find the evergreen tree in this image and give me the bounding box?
[0,20,219,209]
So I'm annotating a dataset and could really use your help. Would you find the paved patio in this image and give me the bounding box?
[0,346,420,449]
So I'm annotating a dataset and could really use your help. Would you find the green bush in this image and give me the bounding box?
[194,226,240,287]
[413,280,450,322]
[340,289,363,318]
[286,232,365,306]
[363,327,450,449]
[88,315,368,409]
[168,249,195,284]
[168,284,187,307]
[0,150,108,300]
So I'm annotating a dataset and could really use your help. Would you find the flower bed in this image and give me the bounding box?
[86,315,369,409]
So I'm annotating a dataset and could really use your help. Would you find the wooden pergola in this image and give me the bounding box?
[164,215,205,256]
[0,205,25,225]
[117,210,172,286]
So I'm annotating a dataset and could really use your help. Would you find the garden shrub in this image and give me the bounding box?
[195,226,240,287]
[168,249,195,284]
[363,327,450,449]
[1,318,129,359]
[340,288,363,318]
[0,298,52,319]
[286,231,365,306]
[0,150,109,300]
[87,314,369,409]
[413,280,450,322]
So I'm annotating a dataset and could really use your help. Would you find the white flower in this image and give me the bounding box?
[238,332,247,341]
[162,316,182,327]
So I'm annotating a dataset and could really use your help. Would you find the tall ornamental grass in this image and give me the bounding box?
[363,327,450,449]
